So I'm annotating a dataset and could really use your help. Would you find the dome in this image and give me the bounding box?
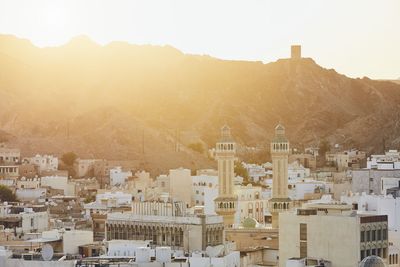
[242,217,258,228]
[359,256,386,267]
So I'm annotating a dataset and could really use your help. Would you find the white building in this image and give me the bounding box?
[27,154,58,174]
[292,180,327,200]
[367,150,400,170]
[110,166,132,186]
[288,161,310,182]
[107,240,151,256]
[341,193,400,232]
[192,175,218,206]
[242,163,266,182]
[41,175,72,195]
[381,177,400,195]
[84,191,132,218]
[0,204,49,234]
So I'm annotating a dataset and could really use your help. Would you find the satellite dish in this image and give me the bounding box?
[41,244,54,261]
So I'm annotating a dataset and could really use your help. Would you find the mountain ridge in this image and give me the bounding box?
[0,34,400,173]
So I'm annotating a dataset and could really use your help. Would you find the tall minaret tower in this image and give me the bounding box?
[214,125,238,227]
[270,123,291,228]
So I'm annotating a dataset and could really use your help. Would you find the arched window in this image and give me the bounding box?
[273,203,277,209]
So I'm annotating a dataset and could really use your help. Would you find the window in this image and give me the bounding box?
[299,223,307,258]
[361,231,365,242]
[300,241,307,258]
[30,218,34,227]
[300,224,307,241]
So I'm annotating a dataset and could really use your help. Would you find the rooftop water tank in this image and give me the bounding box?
[156,247,171,263]
[135,247,150,263]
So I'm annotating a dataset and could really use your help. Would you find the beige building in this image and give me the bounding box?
[269,124,291,228]
[279,204,389,267]
[0,147,20,164]
[235,184,268,224]
[156,168,192,207]
[106,209,224,252]
[214,125,238,227]
[0,165,19,178]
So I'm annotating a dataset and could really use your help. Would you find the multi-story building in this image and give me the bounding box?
[279,204,389,267]
[367,150,400,170]
[105,206,224,252]
[75,159,97,178]
[0,204,49,235]
[26,154,58,174]
[235,184,268,224]
[242,163,267,182]
[192,174,218,206]
[0,165,19,178]
[289,153,317,171]
[351,169,400,195]
[0,147,20,164]
[110,166,132,186]
[341,193,400,232]
[156,168,193,207]
[326,149,366,171]
[85,191,132,241]
[288,161,310,182]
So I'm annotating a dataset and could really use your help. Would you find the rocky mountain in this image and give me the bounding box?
[0,34,400,173]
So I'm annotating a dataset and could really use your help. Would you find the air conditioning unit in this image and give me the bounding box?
[22,253,34,260]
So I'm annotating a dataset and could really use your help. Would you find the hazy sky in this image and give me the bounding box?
[0,0,399,79]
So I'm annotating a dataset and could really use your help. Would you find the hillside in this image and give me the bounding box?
[0,34,400,173]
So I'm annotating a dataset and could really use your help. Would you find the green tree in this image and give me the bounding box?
[234,162,250,184]
[61,152,78,166]
[188,142,204,154]
[0,185,17,202]
[319,139,331,156]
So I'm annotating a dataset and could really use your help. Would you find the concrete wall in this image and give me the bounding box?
[62,230,93,254]
[169,168,192,206]
[41,176,68,195]
[352,170,400,194]
[279,213,359,267]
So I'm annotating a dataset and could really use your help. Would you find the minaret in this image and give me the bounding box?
[270,123,291,228]
[214,125,238,227]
